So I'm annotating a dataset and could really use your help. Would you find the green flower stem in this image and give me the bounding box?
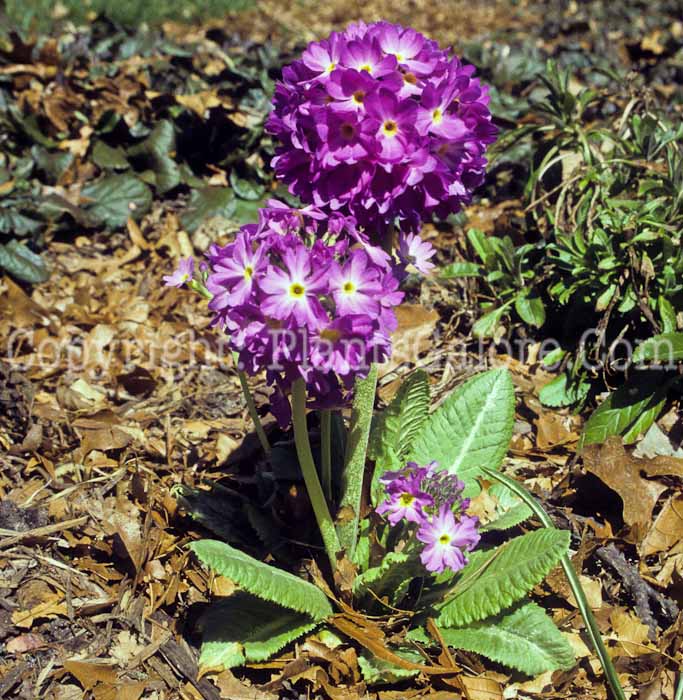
[232,352,270,456]
[292,379,340,569]
[482,467,626,700]
[195,284,269,455]
[338,364,378,558]
[320,409,332,501]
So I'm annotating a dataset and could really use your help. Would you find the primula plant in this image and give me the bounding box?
[162,22,625,692]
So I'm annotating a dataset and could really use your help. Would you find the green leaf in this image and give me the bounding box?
[0,206,43,236]
[467,228,493,266]
[437,603,575,675]
[199,593,316,670]
[352,552,417,605]
[357,648,422,685]
[92,141,130,171]
[658,298,677,334]
[369,370,430,505]
[411,369,515,497]
[190,539,333,621]
[0,240,50,283]
[580,375,669,447]
[515,291,546,328]
[439,261,482,278]
[632,333,683,364]
[437,528,570,626]
[31,146,74,182]
[472,304,510,339]
[539,373,590,408]
[232,197,266,225]
[230,170,266,201]
[351,518,371,571]
[181,186,235,233]
[82,174,152,228]
[481,483,532,532]
[127,120,180,194]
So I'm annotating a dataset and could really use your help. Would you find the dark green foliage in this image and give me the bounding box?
[0,18,285,282]
[447,54,683,441]
[3,0,251,35]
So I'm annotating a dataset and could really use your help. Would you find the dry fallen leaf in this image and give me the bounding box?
[6,632,46,654]
[11,592,67,629]
[640,496,683,556]
[62,660,118,690]
[461,675,504,700]
[582,438,672,527]
[610,609,652,657]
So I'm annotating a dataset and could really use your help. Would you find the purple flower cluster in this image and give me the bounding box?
[204,200,404,424]
[267,21,498,233]
[377,461,480,574]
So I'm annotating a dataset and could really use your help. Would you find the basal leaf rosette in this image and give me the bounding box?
[267,21,498,233]
[205,200,404,425]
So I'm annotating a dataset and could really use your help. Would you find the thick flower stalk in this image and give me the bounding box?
[377,461,480,574]
[205,200,404,425]
[267,21,498,234]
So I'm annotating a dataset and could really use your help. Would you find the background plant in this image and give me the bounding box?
[0,14,284,282]
[443,60,683,444]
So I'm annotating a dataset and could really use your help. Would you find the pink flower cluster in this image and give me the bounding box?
[205,201,404,424]
[267,21,498,233]
[377,461,480,574]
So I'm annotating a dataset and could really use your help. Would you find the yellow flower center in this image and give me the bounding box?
[381,119,398,137]
[289,282,305,299]
[244,265,253,280]
[360,63,372,73]
[326,62,336,73]
[399,493,415,507]
[342,280,356,294]
[352,90,365,105]
[395,52,404,62]
[432,108,443,124]
[320,328,342,342]
[438,533,451,545]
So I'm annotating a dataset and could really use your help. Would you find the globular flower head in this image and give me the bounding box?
[205,201,404,425]
[267,21,497,234]
[163,257,195,288]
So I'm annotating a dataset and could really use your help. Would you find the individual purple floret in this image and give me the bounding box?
[267,21,498,234]
[398,232,436,275]
[376,467,433,525]
[417,505,480,574]
[163,257,195,288]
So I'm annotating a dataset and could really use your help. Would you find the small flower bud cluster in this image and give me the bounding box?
[377,461,480,574]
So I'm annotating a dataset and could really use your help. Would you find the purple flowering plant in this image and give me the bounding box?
[167,21,577,683]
